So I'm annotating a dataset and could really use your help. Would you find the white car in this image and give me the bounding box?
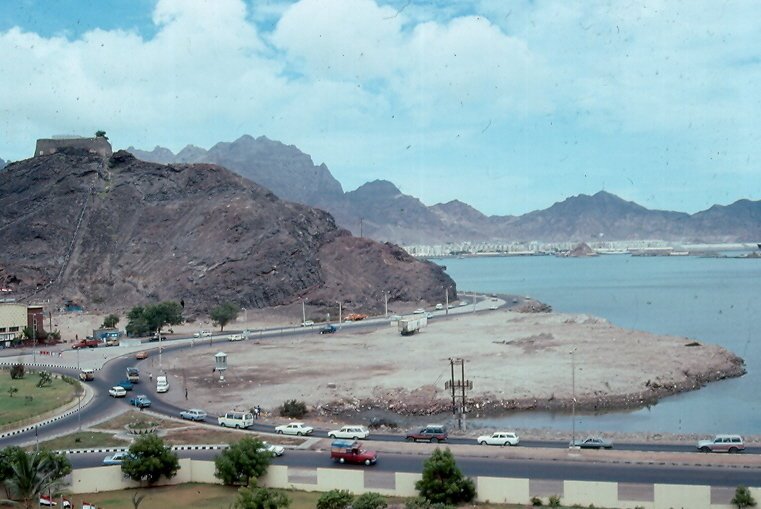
[435,303,443,310]
[156,375,169,393]
[413,308,425,314]
[328,425,370,440]
[194,330,212,337]
[180,408,207,421]
[477,431,520,446]
[258,441,285,457]
[301,320,315,327]
[228,334,244,341]
[275,422,314,436]
[108,386,127,398]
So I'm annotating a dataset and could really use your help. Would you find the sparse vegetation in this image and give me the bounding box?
[279,399,307,418]
[102,313,120,328]
[316,489,354,509]
[732,485,757,508]
[210,302,241,332]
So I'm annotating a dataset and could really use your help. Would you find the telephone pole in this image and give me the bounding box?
[445,358,472,431]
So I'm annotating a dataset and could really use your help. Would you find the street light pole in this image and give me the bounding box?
[338,301,342,324]
[445,287,449,316]
[384,291,389,317]
[301,299,306,324]
[570,346,577,447]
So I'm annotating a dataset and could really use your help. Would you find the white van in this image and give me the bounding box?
[218,411,254,429]
[156,375,169,393]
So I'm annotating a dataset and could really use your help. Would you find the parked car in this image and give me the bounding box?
[258,441,285,457]
[320,324,337,334]
[275,422,314,436]
[129,394,151,408]
[108,386,127,398]
[115,379,133,391]
[477,432,520,446]
[135,351,149,360]
[156,375,169,393]
[102,452,130,465]
[301,320,315,327]
[330,440,377,466]
[218,411,254,429]
[697,434,745,453]
[328,425,370,440]
[180,408,208,421]
[405,424,448,443]
[228,334,244,341]
[570,436,613,449]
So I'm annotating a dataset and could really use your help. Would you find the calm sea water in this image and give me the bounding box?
[436,255,761,435]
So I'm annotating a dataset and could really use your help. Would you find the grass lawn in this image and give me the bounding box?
[34,431,131,451]
[69,484,537,509]
[0,369,79,427]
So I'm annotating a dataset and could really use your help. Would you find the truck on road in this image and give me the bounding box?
[72,338,101,349]
[398,316,427,336]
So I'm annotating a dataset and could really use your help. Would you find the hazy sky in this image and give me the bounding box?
[1,0,759,216]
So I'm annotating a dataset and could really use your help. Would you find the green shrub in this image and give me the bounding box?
[352,492,388,509]
[316,489,353,509]
[548,495,561,507]
[279,399,307,418]
[415,448,476,505]
[732,485,757,508]
[10,364,24,379]
[530,496,543,506]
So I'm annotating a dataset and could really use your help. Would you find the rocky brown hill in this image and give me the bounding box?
[0,149,455,314]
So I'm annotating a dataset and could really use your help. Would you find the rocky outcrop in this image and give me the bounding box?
[0,150,456,314]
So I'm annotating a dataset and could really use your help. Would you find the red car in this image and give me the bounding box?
[330,440,377,466]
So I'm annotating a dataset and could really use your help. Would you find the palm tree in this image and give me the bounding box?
[2,451,60,509]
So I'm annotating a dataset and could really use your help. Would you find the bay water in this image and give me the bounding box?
[436,255,761,435]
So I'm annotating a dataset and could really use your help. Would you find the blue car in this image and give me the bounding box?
[129,395,151,408]
[116,379,133,391]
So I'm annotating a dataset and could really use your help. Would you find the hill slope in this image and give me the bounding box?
[0,150,455,313]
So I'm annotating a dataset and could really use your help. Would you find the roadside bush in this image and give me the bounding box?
[279,399,307,418]
[530,496,543,506]
[352,492,388,509]
[732,485,757,508]
[10,363,25,379]
[403,498,452,509]
[368,417,399,429]
[214,437,271,486]
[548,495,561,507]
[235,484,290,509]
[415,448,476,505]
[316,489,353,509]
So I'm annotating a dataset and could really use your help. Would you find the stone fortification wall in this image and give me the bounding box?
[34,137,112,158]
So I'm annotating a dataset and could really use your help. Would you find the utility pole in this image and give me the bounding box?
[384,291,389,317]
[570,346,577,448]
[445,358,472,431]
[338,301,342,325]
[445,287,449,316]
[302,299,306,324]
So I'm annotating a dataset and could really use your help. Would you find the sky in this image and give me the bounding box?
[1,0,759,216]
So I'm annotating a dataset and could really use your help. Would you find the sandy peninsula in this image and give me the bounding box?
[141,306,745,421]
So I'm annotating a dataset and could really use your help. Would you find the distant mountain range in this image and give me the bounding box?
[0,157,6,170]
[129,136,761,244]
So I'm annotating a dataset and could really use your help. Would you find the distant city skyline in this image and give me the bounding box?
[1,0,759,216]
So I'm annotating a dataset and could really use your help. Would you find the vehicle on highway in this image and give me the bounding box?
[126,367,140,383]
[301,320,315,327]
[135,351,149,360]
[108,386,127,398]
[459,301,468,307]
[320,324,337,334]
[115,379,133,391]
[697,434,744,453]
[218,411,254,429]
[328,425,370,440]
[102,452,130,465]
[435,303,443,310]
[345,313,368,321]
[275,422,314,436]
[72,338,100,349]
[570,436,613,449]
[330,440,377,465]
[477,431,520,446]
[413,308,425,314]
[149,334,167,342]
[258,441,285,457]
[156,375,169,393]
[129,394,151,408]
[228,334,244,341]
[78,368,95,382]
[405,424,448,443]
[180,408,208,421]
[194,330,212,337]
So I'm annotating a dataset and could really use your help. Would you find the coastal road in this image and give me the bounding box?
[64,448,761,488]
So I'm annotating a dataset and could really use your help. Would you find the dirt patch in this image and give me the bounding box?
[152,309,744,422]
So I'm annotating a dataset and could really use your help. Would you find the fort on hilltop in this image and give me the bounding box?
[35,135,112,158]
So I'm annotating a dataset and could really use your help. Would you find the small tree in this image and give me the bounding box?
[1,449,69,509]
[101,314,120,328]
[126,301,183,337]
[95,130,108,139]
[316,490,354,509]
[353,492,388,509]
[214,437,271,486]
[210,302,241,332]
[235,484,291,509]
[36,371,53,388]
[415,448,476,505]
[121,434,179,485]
[7,386,18,398]
[10,364,24,379]
[732,486,757,508]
